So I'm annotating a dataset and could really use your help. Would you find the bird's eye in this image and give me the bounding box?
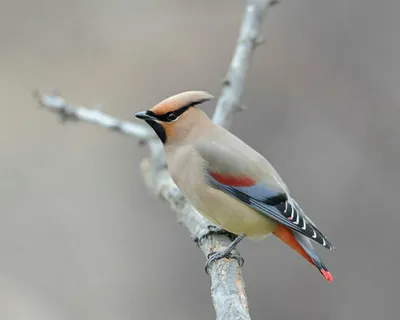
[167,113,178,122]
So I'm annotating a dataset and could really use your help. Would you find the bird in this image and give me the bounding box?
[135,91,334,282]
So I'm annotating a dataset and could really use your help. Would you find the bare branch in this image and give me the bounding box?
[213,0,273,128]
[34,90,166,186]
[34,90,154,141]
[33,0,274,319]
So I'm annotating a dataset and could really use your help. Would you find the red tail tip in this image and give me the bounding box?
[321,269,333,282]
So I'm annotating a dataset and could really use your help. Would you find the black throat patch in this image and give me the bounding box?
[145,120,166,143]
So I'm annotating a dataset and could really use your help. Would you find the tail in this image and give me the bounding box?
[273,224,333,282]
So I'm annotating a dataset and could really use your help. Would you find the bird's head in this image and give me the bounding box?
[135,91,213,144]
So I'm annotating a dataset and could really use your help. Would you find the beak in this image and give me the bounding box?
[135,110,157,121]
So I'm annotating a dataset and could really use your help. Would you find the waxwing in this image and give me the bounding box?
[136,91,334,282]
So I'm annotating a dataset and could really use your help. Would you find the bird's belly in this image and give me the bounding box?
[189,187,277,238]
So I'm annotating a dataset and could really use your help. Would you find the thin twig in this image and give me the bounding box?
[33,1,274,319]
[34,90,154,140]
[213,0,273,129]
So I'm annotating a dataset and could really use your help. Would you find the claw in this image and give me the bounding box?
[205,251,244,274]
[204,233,246,274]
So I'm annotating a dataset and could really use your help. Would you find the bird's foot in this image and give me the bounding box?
[205,249,244,274]
[204,233,245,274]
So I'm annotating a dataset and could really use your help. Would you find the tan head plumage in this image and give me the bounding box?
[135,91,214,144]
[149,91,213,115]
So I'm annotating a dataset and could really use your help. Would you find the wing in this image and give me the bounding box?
[206,172,333,249]
[195,138,333,250]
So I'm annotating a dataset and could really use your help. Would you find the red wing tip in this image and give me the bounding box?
[321,269,333,282]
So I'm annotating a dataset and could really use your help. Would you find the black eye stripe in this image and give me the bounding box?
[152,105,191,122]
[149,98,210,122]
[146,110,157,117]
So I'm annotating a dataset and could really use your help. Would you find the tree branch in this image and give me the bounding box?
[33,1,274,319]
[34,91,155,140]
[213,0,274,128]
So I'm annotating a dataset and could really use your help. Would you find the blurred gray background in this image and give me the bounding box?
[1,0,399,319]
